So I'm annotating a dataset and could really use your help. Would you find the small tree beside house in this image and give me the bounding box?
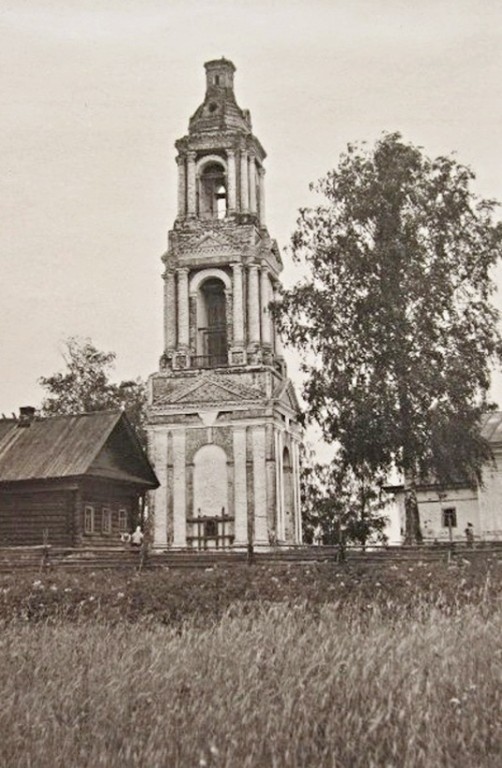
[301,448,388,547]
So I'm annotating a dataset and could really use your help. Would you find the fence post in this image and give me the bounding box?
[41,529,50,572]
[337,527,346,564]
[447,517,454,565]
[138,528,150,572]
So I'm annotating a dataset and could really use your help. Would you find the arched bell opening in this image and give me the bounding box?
[198,162,227,219]
[196,278,228,367]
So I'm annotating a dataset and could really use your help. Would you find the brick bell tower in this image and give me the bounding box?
[147,59,302,550]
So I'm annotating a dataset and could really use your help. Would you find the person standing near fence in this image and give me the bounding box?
[465,522,474,548]
[131,525,144,548]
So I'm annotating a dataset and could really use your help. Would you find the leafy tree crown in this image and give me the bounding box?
[278,133,502,489]
[39,337,147,448]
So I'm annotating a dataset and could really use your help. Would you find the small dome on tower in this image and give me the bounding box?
[204,58,236,91]
[188,57,251,136]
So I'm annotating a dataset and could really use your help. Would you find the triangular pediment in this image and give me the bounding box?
[157,375,263,406]
[188,231,235,254]
[274,379,301,414]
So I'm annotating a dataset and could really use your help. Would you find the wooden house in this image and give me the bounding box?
[0,408,158,547]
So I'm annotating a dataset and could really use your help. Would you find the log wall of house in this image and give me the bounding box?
[0,489,73,546]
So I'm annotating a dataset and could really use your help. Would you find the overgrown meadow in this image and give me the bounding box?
[1,558,501,767]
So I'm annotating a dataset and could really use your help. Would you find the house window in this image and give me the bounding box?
[84,506,95,535]
[118,508,128,533]
[442,508,457,528]
[102,507,112,535]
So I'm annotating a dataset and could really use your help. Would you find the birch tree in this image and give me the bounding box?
[278,134,502,541]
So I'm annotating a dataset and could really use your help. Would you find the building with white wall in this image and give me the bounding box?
[391,411,502,543]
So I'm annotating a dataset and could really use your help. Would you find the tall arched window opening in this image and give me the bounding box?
[198,162,227,219]
[197,278,227,367]
[193,444,228,517]
[191,444,232,550]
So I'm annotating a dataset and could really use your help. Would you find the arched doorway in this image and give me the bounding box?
[197,278,227,367]
[283,446,294,541]
[190,445,232,549]
[198,162,227,219]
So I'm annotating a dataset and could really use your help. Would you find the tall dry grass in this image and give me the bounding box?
[0,598,500,767]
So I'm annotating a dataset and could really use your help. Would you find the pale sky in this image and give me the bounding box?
[1,0,502,426]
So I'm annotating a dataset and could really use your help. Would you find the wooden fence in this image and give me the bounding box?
[0,541,502,572]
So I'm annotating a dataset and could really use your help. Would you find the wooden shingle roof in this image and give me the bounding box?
[0,411,158,487]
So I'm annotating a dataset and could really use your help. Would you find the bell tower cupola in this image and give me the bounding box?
[147,60,302,552]
[174,58,265,227]
[204,58,236,91]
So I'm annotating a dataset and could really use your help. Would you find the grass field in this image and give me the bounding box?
[0,558,501,767]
